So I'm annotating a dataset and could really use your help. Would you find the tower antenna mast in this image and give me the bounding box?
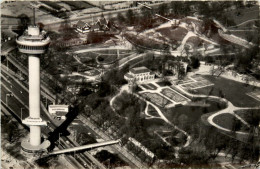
[33,7,36,26]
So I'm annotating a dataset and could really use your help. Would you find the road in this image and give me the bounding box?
[2,2,169,31]
[1,69,105,169]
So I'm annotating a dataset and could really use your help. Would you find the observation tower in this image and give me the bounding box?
[16,11,51,153]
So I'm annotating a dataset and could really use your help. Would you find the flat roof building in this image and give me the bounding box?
[124,66,155,83]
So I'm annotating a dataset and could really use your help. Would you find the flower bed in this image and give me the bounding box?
[141,92,171,107]
[161,88,188,103]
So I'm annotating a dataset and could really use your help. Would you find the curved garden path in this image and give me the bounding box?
[175,85,260,135]
[110,84,192,150]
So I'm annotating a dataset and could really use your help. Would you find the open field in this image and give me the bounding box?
[196,75,260,107]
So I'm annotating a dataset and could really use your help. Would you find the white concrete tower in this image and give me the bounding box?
[16,20,51,153]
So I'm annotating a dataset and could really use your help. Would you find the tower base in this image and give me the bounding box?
[21,139,50,153]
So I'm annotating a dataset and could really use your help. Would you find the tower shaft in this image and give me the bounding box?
[28,55,41,146]
[29,55,40,119]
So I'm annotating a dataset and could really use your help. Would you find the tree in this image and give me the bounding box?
[190,57,200,69]
[117,13,126,24]
[17,14,31,35]
[140,6,153,29]
[197,2,210,16]
[157,3,168,16]
[58,19,79,40]
[126,9,135,25]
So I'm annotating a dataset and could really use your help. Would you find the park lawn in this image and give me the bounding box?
[97,55,117,64]
[229,30,258,43]
[213,113,250,132]
[224,6,259,26]
[234,109,260,126]
[164,99,226,126]
[78,52,98,60]
[197,75,260,107]
[157,27,188,42]
[94,49,132,55]
[147,105,160,117]
[186,36,202,48]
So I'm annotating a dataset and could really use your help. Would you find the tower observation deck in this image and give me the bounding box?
[16,24,51,153]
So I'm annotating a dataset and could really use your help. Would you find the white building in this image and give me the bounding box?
[48,105,69,114]
[124,66,155,83]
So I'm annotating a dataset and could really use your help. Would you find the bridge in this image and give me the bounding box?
[48,140,120,155]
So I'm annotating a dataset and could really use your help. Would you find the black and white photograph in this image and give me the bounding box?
[1,0,260,168]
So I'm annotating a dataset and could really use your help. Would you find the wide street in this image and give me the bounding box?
[1,67,104,169]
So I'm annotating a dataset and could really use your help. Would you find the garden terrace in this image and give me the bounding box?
[196,75,260,107]
[213,113,250,132]
[161,88,189,103]
[140,92,172,107]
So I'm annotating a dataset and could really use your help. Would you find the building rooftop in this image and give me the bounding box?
[76,20,87,28]
[130,66,151,74]
[98,18,108,25]
[125,73,134,79]
[90,23,100,30]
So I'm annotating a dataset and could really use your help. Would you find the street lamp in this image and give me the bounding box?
[6,92,13,106]
[21,107,25,119]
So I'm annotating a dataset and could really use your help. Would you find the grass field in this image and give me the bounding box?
[234,109,260,126]
[147,105,159,117]
[225,6,259,26]
[157,27,188,42]
[213,113,250,132]
[164,99,226,126]
[196,75,260,107]
[186,36,202,48]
